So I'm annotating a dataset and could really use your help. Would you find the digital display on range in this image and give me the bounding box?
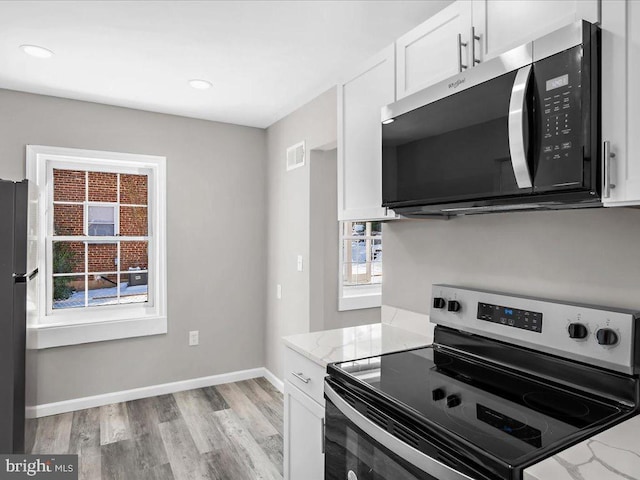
[477,302,543,333]
[477,404,542,448]
[546,73,569,91]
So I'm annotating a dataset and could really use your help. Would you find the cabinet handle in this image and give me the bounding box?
[291,372,310,384]
[471,27,481,66]
[602,141,616,199]
[457,34,468,72]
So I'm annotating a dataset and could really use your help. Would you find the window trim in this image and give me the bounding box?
[26,145,167,349]
[338,221,382,311]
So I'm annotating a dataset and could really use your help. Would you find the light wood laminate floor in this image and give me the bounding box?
[29,378,284,480]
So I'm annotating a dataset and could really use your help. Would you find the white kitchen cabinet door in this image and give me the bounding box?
[284,381,325,480]
[601,0,640,206]
[337,44,397,221]
[396,0,472,99]
[472,0,599,62]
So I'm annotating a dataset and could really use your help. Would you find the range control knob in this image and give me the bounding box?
[596,328,619,346]
[447,300,461,313]
[433,297,446,309]
[446,394,461,408]
[432,388,446,401]
[568,323,588,339]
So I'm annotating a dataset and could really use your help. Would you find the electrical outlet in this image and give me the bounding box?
[277,284,282,299]
[189,330,199,346]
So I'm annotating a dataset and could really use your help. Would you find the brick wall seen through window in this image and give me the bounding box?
[52,169,149,309]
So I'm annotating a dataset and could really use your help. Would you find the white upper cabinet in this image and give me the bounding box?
[472,0,599,62]
[396,1,473,99]
[601,0,640,206]
[337,44,396,221]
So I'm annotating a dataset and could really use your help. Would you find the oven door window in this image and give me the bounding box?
[325,399,439,480]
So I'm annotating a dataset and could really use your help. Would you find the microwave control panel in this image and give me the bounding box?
[534,44,584,191]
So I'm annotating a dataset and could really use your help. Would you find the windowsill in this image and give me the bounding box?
[27,315,167,349]
[339,290,382,311]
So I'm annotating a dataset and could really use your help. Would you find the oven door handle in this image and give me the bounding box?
[325,383,476,480]
[508,64,533,189]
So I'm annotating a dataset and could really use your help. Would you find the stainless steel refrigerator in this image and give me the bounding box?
[0,179,37,454]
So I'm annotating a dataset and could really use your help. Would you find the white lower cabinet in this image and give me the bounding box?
[284,381,325,480]
[283,347,326,480]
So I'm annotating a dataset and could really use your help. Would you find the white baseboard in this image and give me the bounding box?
[30,367,284,418]
[262,367,284,393]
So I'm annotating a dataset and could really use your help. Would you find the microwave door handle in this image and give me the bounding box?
[508,65,533,189]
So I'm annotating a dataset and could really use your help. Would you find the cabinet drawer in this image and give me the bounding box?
[284,347,326,405]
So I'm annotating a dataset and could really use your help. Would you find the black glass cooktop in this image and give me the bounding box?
[332,345,623,464]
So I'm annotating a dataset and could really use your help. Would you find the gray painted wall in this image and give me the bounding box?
[309,149,380,333]
[382,208,640,314]
[0,89,267,404]
[265,87,378,380]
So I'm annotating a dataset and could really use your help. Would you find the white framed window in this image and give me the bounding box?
[27,145,167,348]
[339,221,382,311]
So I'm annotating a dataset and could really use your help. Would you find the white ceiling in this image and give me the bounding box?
[0,1,451,128]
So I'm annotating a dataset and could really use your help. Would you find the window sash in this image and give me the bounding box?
[44,157,155,320]
[49,235,150,311]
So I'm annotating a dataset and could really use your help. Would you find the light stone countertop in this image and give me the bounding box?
[524,414,640,480]
[283,322,433,367]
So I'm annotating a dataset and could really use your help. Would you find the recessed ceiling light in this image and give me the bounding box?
[20,44,54,59]
[189,79,212,90]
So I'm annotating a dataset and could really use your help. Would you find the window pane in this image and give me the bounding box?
[120,268,148,304]
[54,204,83,236]
[52,275,85,309]
[88,224,114,236]
[120,174,148,205]
[119,240,149,304]
[52,241,84,274]
[88,172,117,202]
[88,243,117,272]
[120,241,148,270]
[351,222,366,236]
[372,261,383,283]
[371,221,382,236]
[87,273,119,308]
[371,239,382,261]
[343,262,355,286]
[53,169,85,202]
[120,206,148,236]
[88,205,115,236]
[351,239,367,263]
[88,205,115,223]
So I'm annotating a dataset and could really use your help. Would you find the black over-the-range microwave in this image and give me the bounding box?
[381,21,601,216]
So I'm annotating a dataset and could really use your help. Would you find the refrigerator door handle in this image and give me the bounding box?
[27,268,38,281]
[13,268,38,283]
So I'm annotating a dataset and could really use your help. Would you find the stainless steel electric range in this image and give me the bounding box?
[324,285,640,480]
